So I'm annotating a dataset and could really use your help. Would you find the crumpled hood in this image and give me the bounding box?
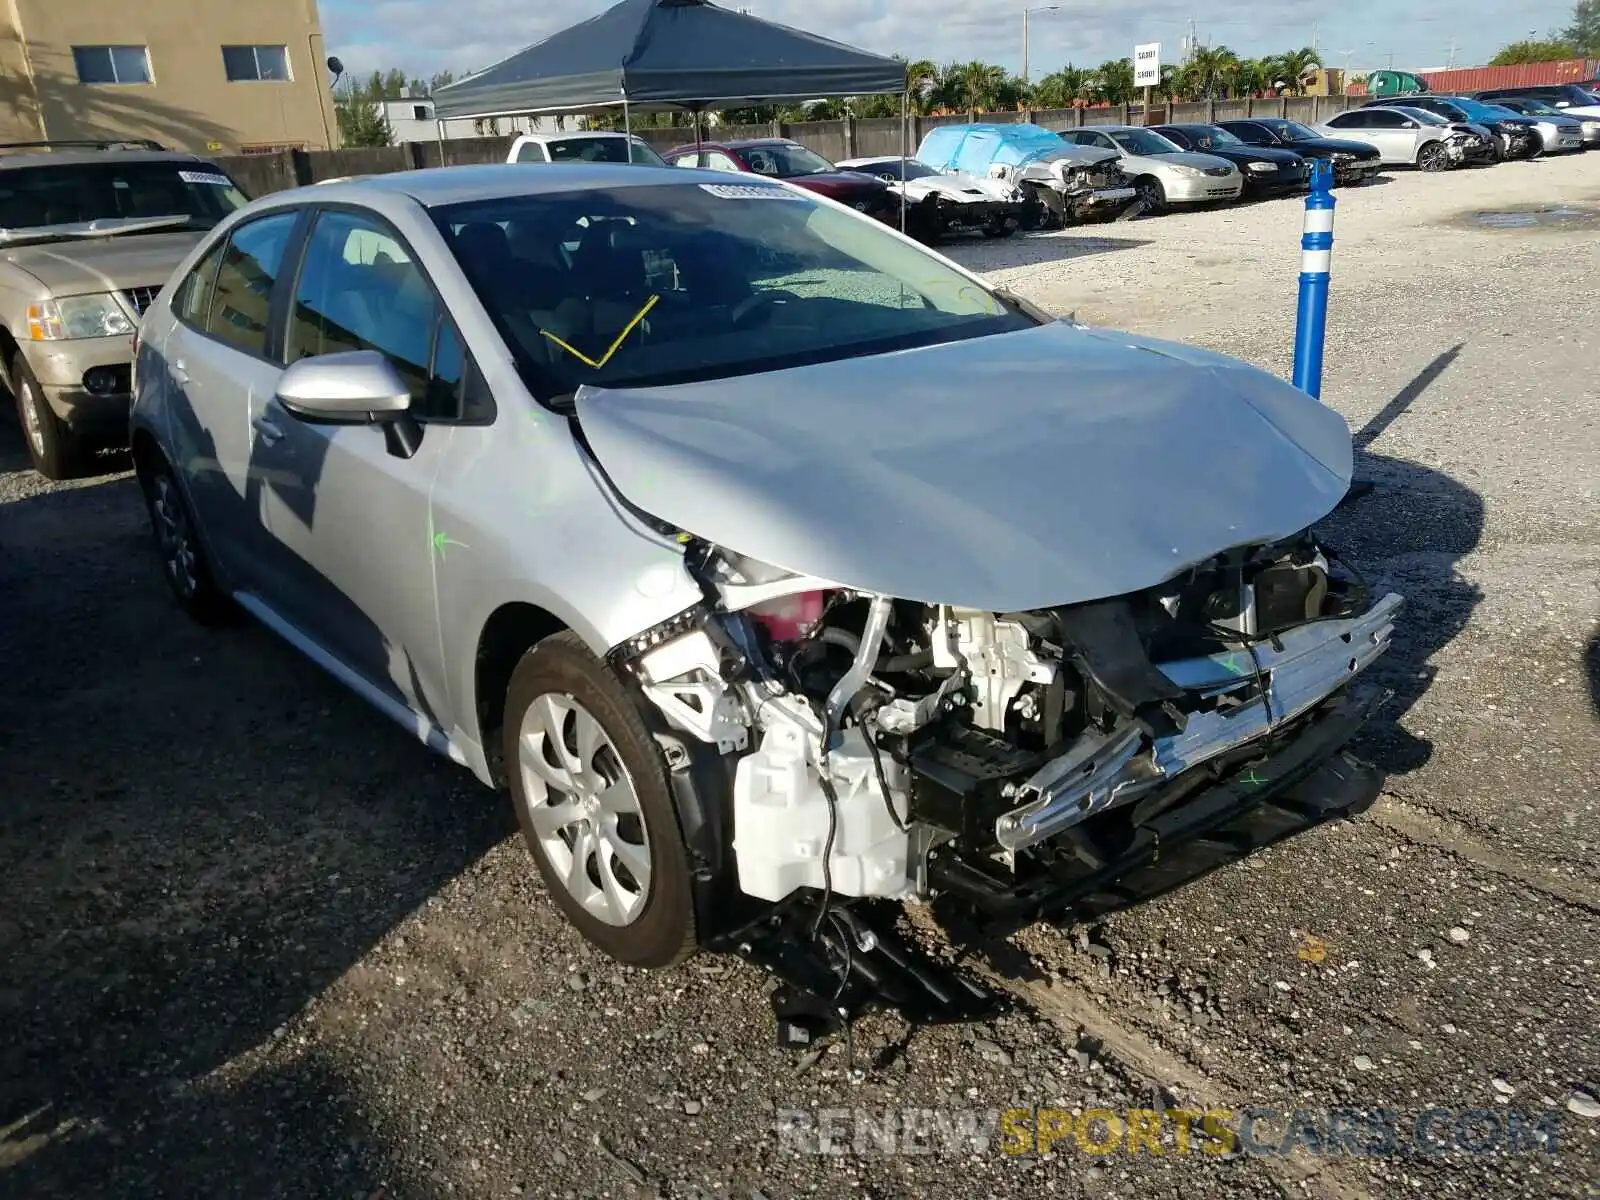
[2,230,204,295]
[575,321,1353,613]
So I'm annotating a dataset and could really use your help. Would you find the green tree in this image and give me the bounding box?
[1561,0,1600,54]
[959,60,1007,111]
[1091,58,1136,104]
[1034,63,1091,108]
[334,85,392,147]
[1178,45,1238,100]
[1490,38,1579,64]
[904,58,939,114]
[1273,46,1323,94]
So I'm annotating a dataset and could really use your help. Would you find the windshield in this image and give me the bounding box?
[435,182,1032,399]
[735,143,836,177]
[1404,109,1452,126]
[1271,121,1324,142]
[1447,99,1500,120]
[1109,128,1182,155]
[1180,126,1243,149]
[0,160,246,235]
[545,136,666,166]
[1511,100,1561,116]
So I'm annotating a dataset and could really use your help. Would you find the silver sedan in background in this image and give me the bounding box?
[1488,96,1598,149]
[1056,125,1243,212]
[1317,107,1488,171]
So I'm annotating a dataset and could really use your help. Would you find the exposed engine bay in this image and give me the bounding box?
[613,530,1402,931]
[989,156,1134,225]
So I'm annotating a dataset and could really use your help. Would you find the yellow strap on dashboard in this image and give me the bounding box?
[540,294,660,368]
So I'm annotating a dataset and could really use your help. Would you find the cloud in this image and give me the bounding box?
[320,0,1565,84]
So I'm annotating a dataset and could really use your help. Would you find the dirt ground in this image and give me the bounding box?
[2,154,1597,1200]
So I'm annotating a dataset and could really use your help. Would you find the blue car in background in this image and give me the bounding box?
[915,123,1137,228]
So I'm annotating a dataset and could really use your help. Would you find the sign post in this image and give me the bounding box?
[1291,158,1336,399]
[1134,42,1160,124]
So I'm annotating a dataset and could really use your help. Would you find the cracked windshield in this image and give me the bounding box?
[433,182,1031,396]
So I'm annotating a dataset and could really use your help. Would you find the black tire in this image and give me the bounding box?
[1134,176,1166,213]
[503,631,697,969]
[1416,142,1449,173]
[136,450,235,624]
[11,355,82,481]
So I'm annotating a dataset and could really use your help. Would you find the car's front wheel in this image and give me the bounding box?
[1416,142,1450,172]
[1134,176,1166,213]
[504,632,697,968]
[11,356,82,481]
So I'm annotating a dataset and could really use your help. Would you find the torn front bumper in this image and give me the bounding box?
[932,197,1026,231]
[932,682,1393,937]
[996,591,1403,853]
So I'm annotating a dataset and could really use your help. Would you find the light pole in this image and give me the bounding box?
[1022,5,1062,86]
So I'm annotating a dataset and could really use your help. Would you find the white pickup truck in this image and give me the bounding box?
[506,132,667,166]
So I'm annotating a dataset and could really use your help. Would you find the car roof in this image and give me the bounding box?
[719,138,797,149]
[518,131,638,142]
[302,161,738,208]
[0,148,213,171]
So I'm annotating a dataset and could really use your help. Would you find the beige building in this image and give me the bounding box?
[0,0,340,154]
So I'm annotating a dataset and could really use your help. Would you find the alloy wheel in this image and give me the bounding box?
[518,693,651,927]
[150,473,199,598]
[1417,142,1447,172]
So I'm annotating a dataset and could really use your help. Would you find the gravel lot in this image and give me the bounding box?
[2,156,1597,1200]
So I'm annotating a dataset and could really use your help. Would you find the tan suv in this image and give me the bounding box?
[0,141,249,479]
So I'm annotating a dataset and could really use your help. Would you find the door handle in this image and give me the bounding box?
[170,358,188,384]
[253,416,284,445]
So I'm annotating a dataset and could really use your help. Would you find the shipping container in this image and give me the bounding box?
[1420,59,1600,95]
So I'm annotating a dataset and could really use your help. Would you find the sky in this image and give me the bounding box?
[319,0,1579,85]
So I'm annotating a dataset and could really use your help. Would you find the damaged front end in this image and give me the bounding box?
[610,526,1402,1036]
[1000,156,1137,227]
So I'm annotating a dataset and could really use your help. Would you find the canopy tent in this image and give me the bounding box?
[430,0,908,120]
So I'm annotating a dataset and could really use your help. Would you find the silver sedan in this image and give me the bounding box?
[1057,125,1243,211]
[128,163,1398,976]
[1489,96,1597,149]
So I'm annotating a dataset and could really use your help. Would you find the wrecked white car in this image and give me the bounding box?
[915,123,1137,228]
[835,155,1027,241]
[132,163,1402,1029]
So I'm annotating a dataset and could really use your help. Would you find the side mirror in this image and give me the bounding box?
[275,350,423,459]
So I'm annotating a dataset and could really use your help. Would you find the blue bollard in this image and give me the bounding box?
[1291,158,1336,399]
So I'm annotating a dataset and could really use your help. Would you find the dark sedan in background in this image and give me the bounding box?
[1215,118,1383,185]
[1151,123,1310,196]
[662,138,900,224]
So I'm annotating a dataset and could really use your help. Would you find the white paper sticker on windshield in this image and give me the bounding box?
[179,170,233,187]
[697,183,806,201]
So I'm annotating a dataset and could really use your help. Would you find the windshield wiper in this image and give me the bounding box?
[0,214,199,247]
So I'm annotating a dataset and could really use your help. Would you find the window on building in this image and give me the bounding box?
[222,45,291,82]
[72,45,153,85]
[413,105,430,121]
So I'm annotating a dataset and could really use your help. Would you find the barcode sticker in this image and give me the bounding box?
[698,183,807,201]
[179,171,233,187]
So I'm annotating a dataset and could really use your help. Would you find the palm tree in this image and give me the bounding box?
[1091,58,1136,105]
[904,58,939,115]
[1034,63,1090,108]
[1274,46,1323,95]
[1225,57,1271,98]
[960,60,1007,112]
[1185,45,1240,100]
[929,61,966,113]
